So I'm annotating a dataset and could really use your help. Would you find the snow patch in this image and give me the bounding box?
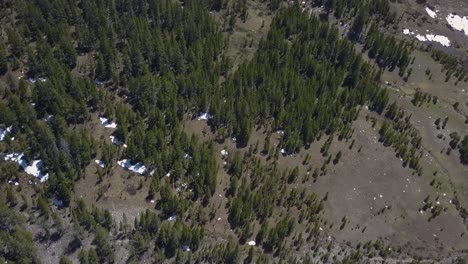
[415,34,451,46]
[117,159,147,174]
[446,13,468,36]
[182,245,191,252]
[110,135,127,148]
[4,153,49,182]
[95,159,105,168]
[247,241,256,246]
[0,126,12,141]
[221,149,228,157]
[403,29,413,35]
[99,116,117,128]
[197,112,212,121]
[425,6,437,18]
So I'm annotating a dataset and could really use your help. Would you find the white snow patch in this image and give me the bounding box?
[110,135,127,148]
[95,159,105,168]
[197,112,212,121]
[221,149,228,157]
[167,215,177,221]
[99,116,117,128]
[247,241,256,246]
[415,34,451,47]
[425,6,437,18]
[117,159,147,174]
[446,13,468,36]
[0,126,12,141]
[4,153,49,182]
[403,29,412,35]
[182,245,191,252]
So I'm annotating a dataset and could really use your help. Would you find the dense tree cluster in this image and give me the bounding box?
[0,0,221,207]
[363,23,413,75]
[209,7,389,152]
[0,200,39,263]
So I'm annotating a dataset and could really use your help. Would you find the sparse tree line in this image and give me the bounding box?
[226,150,325,255]
[379,102,423,174]
[412,89,438,107]
[430,49,468,84]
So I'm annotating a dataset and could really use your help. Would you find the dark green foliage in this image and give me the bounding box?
[379,112,423,173]
[431,49,468,82]
[210,7,388,153]
[460,134,468,164]
[0,200,39,263]
[92,226,114,263]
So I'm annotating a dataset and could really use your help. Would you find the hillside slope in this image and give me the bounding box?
[0,0,467,263]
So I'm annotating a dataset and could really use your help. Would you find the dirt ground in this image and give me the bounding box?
[183,107,468,260]
[383,47,468,216]
[395,0,468,59]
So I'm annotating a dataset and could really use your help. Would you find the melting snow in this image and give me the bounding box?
[197,112,212,121]
[117,159,147,174]
[446,13,468,35]
[0,126,12,141]
[403,29,414,35]
[415,34,451,46]
[4,153,49,182]
[404,27,450,46]
[182,245,191,252]
[110,135,127,148]
[99,116,117,128]
[425,6,437,18]
[221,149,228,157]
[95,159,105,168]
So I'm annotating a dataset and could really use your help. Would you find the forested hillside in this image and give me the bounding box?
[0,0,467,263]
